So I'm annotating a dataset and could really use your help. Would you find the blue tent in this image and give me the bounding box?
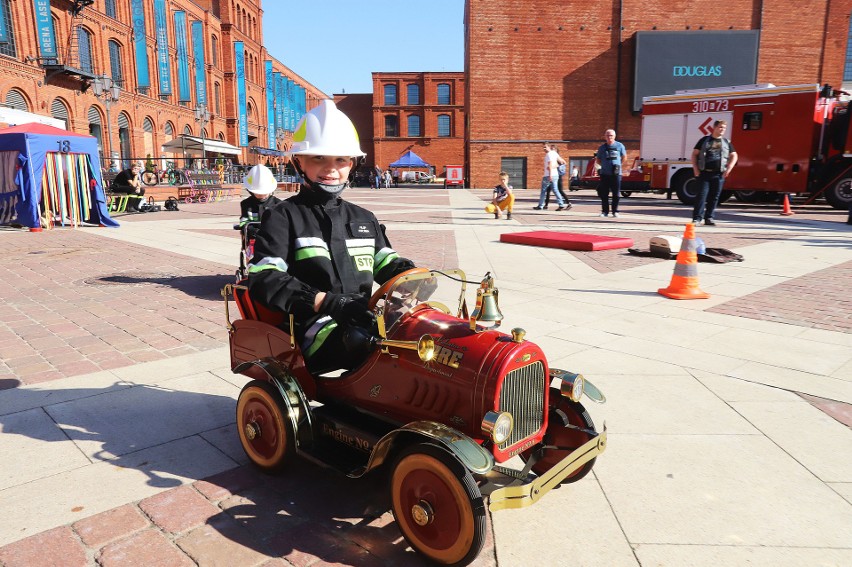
[389,150,431,168]
[0,123,117,229]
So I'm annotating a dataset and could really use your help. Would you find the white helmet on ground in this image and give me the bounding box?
[287,99,366,158]
[243,164,277,195]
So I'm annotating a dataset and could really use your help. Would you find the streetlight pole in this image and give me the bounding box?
[91,75,121,167]
[194,104,211,169]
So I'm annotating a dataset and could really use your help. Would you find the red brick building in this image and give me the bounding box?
[334,93,375,169]
[371,72,465,179]
[464,0,852,189]
[0,0,324,167]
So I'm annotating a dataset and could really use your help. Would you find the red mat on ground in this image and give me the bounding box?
[500,231,634,251]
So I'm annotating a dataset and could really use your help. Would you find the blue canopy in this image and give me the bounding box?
[0,123,117,229]
[389,150,430,168]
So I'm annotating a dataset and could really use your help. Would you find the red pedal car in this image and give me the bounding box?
[222,268,607,566]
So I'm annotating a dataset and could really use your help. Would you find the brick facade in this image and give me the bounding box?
[372,72,465,180]
[333,93,375,168]
[0,0,325,167]
[465,0,852,189]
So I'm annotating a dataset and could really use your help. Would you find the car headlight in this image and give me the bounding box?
[559,372,585,402]
[481,411,514,445]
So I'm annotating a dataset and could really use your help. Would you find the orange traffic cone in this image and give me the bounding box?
[780,193,794,216]
[658,222,710,300]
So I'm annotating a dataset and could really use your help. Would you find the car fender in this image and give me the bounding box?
[352,420,495,478]
[233,357,314,451]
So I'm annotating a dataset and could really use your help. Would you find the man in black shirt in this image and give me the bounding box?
[112,163,146,212]
[691,120,737,226]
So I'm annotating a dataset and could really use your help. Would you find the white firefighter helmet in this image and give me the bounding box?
[287,99,366,158]
[243,164,277,195]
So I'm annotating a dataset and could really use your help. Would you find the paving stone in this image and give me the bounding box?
[97,529,195,567]
[0,526,87,567]
[139,485,221,534]
[176,512,271,567]
[72,504,150,548]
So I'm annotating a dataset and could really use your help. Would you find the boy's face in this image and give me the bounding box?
[297,155,354,185]
[500,175,509,185]
[250,191,269,201]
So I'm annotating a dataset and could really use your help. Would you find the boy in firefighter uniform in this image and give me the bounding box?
[236,164,281,239]
[248,100,417,374]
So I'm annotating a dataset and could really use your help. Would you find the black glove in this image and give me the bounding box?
[319,292,375,329]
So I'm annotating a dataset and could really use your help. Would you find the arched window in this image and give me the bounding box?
[384,85,397,105]
[51,98,70,130]
[437,114,451,137]
[142,117,155,160]
[407,84,420,105]
[164,122,174,137]
[437,83,451,105]
[384,115,398,137]
[183,125,192,135]
[4,88,29,111]
[0,0,19,58]
[87,105,103,155]
[117,112,132,166]
[407,115,421,137]
[77,27,94,73]
[211,35,219,66]
[108,40,123,86]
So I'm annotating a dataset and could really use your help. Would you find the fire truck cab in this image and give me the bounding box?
[640,83,852,210]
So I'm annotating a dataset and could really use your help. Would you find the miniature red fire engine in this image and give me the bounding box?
[222,268,606,566]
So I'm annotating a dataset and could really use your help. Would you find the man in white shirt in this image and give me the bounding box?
[534,143,568,211]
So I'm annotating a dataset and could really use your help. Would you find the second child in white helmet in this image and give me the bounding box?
[247,100,418,375]
[236,164,282,238]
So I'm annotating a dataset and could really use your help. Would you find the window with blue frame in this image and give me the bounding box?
[105,0,117,18]
[408,115,421,137]
[407,84,420,105]
[437,114,451,137]
[437,83,451,105]
[77,27,94,73]
[384,84,397,105]
[385,115,398,137]
[0,0,17,58]
[108,40,123,87]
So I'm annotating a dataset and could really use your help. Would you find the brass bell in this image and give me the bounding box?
[470,273,503,330]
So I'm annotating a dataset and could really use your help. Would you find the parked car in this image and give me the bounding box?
[398,170,435,184]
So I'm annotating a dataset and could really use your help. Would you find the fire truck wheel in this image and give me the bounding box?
[390,443,485,566]
[733,190,760,202]
[236,380,294,473]
[520,389,597,484]
[718,190,734,203]
[672,170,698,205]
[620,191,632,198]
[825,177,852,210]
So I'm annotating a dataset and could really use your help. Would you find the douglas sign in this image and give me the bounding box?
[633,30,759,111]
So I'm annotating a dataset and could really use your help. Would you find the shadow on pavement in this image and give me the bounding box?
[1,382,237,489]
[94,273,234,301]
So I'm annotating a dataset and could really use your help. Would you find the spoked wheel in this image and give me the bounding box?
[520,387,598,484]
[141,171,159,186]
[236,380,294,473]
[390,443,485,566]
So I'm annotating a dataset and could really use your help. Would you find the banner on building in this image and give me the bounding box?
[174,12,190,102]
[235,42,248,146]
[32,0,57,60]
[274,72,284,133]
[130,0,150,89]
[191,21,206,106]
[153,0,171,95]
[286,79,295,131]
[265,61,275,148]
[633,30,760,111]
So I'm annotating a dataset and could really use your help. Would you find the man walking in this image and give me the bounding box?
[595,129,627,218]
[691,120,737,226]
[534,143,568,211]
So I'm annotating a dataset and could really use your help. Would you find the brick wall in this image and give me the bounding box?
[334,93,375,168]
[465,0,850,188]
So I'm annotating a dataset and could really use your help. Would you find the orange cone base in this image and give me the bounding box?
[658,276,710,300]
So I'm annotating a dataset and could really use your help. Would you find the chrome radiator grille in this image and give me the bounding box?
[498,361,546,450]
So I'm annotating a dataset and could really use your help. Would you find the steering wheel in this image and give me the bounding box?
[368,267,429,310]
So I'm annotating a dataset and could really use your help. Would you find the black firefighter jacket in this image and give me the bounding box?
[247,188,414,356]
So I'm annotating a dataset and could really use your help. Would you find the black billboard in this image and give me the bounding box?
[633,30,760,111]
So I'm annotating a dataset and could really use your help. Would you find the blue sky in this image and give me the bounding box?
[262,0,464,96]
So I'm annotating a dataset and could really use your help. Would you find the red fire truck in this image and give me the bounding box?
[639,83,852,210]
